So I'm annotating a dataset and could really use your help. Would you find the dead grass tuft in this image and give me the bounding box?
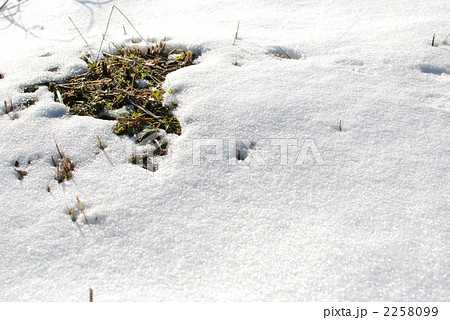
[50,42,193,139]
[53,142,75,183]
[47,41,194,170]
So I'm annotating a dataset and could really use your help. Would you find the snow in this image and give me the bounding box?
[0,0,449,301]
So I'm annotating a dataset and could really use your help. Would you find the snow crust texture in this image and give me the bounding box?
[0,0,448,301]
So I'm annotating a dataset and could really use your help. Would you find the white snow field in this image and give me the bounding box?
[0,0,448,301]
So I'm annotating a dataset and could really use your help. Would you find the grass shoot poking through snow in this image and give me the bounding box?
[53,142,75,183]
[96,135,105,150]
[76,196,89,224]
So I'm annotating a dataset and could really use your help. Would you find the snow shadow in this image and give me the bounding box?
[419,64,449,75]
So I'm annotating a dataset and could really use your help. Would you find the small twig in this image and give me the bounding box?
[233,21,240,46]
[278,47,291,59]
[89,288,93,302]
[168,45,181,55]
[96,6,115,63]
[69,16,95,59]
[110,42,123,55]
[444,33,449,45]
[113,6,152,47]
[129,99,160,119]
[102,51,133,62]
[431,33,435,47]
[338,120,342,132]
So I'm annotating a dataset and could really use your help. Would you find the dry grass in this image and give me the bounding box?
[67,197,92,223]
[17,39,196,171]
[13,160,28,180]
[53,142,75,183]
[237,148,242,160]
[46,41,196,170]
[67,207,77,222]
[233,21,240,46]
[50,42,193,140]
[131,153,157,171]
[14,168,28,180]
[76,196,88,224]
[3,96,36,117]
[4,97,12,114]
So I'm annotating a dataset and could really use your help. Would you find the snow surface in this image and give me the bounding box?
[0,0,449,301]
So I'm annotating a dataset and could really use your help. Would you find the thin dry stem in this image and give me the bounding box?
[233,21,240,46]
[69,16,95,58]
[76,196,89,224]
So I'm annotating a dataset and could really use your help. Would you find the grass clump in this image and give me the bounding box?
[47,41,194,170]
[50,42,193,139]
